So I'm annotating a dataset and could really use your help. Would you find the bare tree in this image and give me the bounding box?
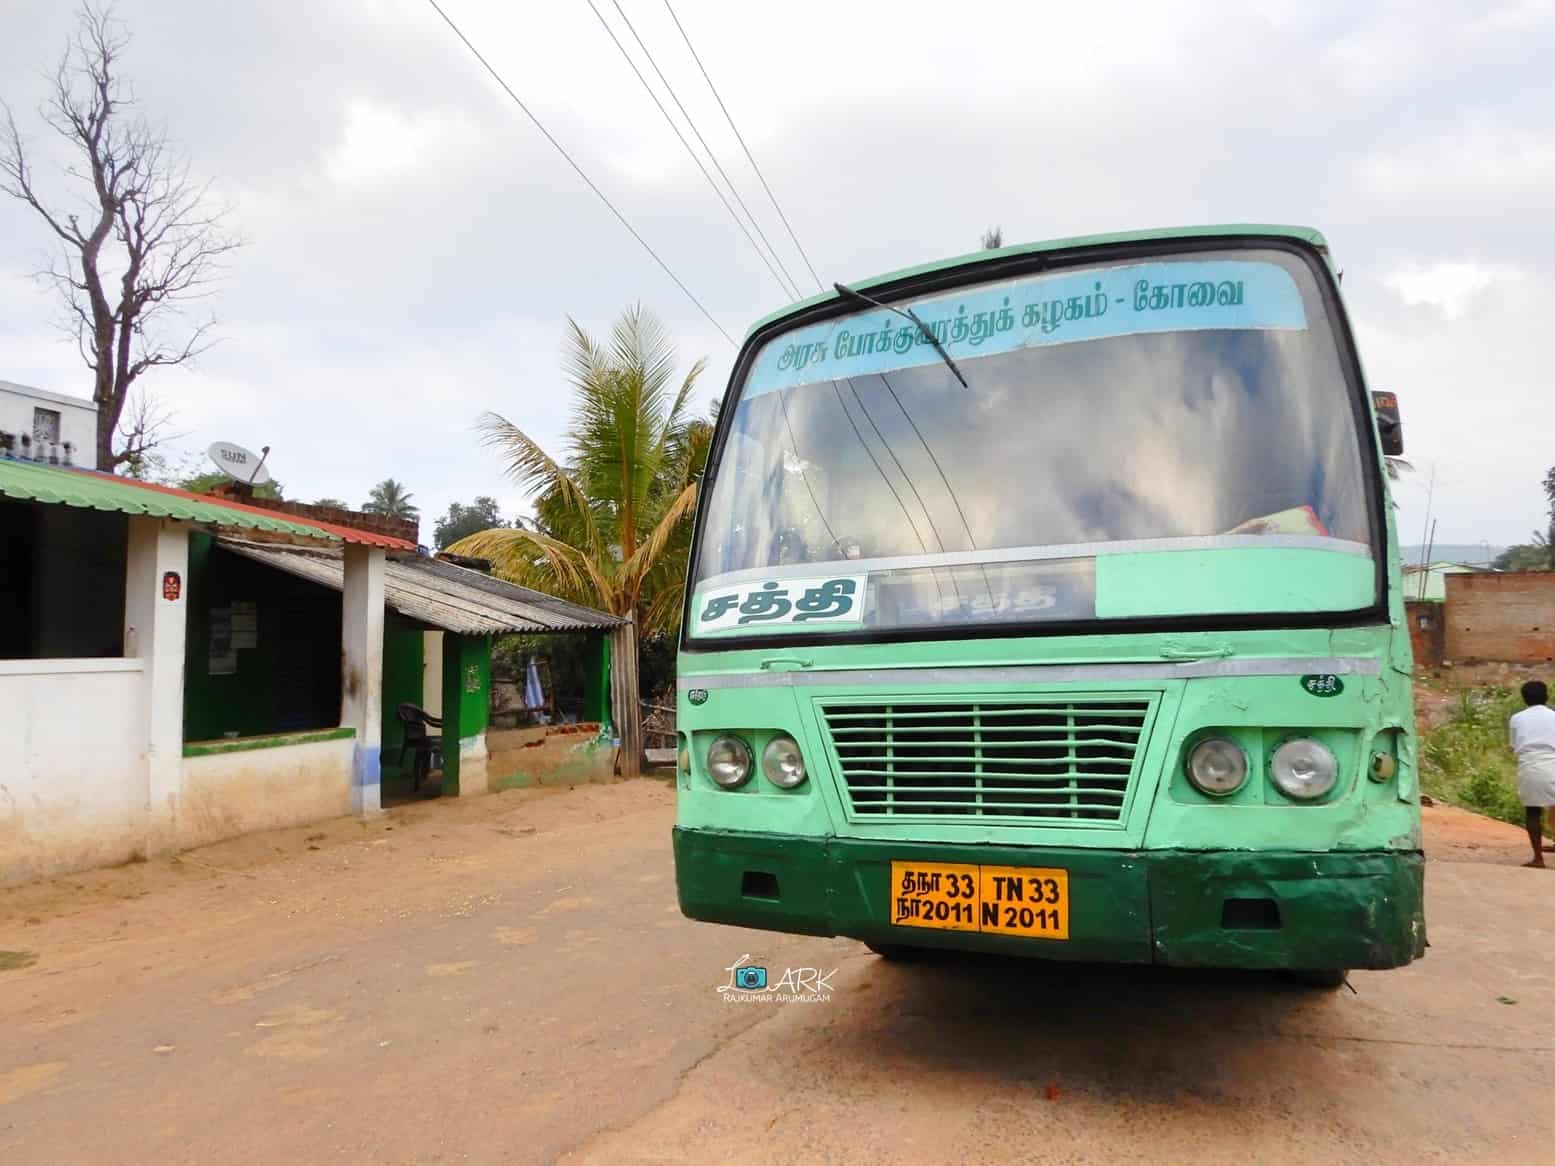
[980,225,1003,250]
[1,4,240,471]
[115,387,183,478]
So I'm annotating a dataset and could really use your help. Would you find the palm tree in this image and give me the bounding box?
[448,305,710,634]
[363,479,418,520]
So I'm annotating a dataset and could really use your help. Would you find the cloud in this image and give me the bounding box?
[1,0,1552,549]
[1383,260,1516,318]
[324,100,467,185]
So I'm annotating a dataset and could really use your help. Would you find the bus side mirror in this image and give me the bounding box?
[1371,391,1403,456]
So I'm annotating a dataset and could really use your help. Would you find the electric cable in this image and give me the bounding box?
[610,0,804,299]
[583,0,800,301]
[661,0,825,291]
[424,0,735,345]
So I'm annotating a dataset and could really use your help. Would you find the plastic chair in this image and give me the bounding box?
[395,702,443,791]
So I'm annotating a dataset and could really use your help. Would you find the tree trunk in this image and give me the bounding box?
[609,619,642,779]
[96,403,116,471]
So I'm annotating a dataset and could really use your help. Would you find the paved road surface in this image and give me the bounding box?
[3,782,1554,1164]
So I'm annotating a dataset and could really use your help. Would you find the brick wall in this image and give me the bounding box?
[1405,600,1445,668]
[204,483,419,545]
[1444,572,1555,663]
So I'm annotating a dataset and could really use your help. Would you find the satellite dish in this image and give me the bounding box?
[207,441,272,486]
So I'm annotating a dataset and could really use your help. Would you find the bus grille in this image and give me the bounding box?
[819,698,1153,825]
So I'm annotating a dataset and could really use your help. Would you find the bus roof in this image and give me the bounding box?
[744,223,1330,340]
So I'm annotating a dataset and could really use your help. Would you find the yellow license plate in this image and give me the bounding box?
[889,861,1069,940]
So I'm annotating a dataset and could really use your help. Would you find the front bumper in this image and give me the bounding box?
[673,827,1426,970]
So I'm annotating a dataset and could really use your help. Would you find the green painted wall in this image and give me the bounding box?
[184,726,355,757]
[379,613,425,778]
[584,632,610,726]
[183,536,342,741]
[439,633,491,793]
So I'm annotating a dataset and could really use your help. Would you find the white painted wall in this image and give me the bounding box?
[125,517,187,854]
[180,737,354,850]
[0,380,98,468]
[456,732,489,798]
[422,631,444,718]
[342,545,386,815]
[0,689,355,882]
[0,659,146,885]
[4,514,397,886]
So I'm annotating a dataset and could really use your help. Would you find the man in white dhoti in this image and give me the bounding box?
[1509,681,1555,868]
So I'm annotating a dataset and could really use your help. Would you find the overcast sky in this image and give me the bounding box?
[2,0,1551,549]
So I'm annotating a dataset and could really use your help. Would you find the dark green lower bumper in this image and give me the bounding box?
[673,827,1426,971]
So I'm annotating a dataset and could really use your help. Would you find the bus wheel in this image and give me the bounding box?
[866,942,928,962]
[1287,968,1348,989]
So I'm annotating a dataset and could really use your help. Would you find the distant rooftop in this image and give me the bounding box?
[1401,544,1505,568]
[0,378,96,411]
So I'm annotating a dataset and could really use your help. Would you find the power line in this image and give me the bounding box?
[662,0,825,292]
[608,0,804,300]
[423,0,735,345]
[582,0,799,301]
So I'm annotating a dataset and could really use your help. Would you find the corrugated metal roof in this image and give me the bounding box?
[216,538,624,633]
[0,458,416,548]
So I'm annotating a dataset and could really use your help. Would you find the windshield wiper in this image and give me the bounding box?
[832,282,969,389]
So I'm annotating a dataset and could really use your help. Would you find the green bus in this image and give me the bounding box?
[673,225,1423,984]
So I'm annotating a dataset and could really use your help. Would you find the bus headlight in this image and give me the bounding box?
[1270,738,1338,801]
[707,735,753,789]
[1186,738,1247,796]
[762,735,807,788]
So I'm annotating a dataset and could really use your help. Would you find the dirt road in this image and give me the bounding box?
[4,782,1555,1165]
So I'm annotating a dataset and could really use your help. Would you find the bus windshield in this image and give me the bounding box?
[689,247,1378,639]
